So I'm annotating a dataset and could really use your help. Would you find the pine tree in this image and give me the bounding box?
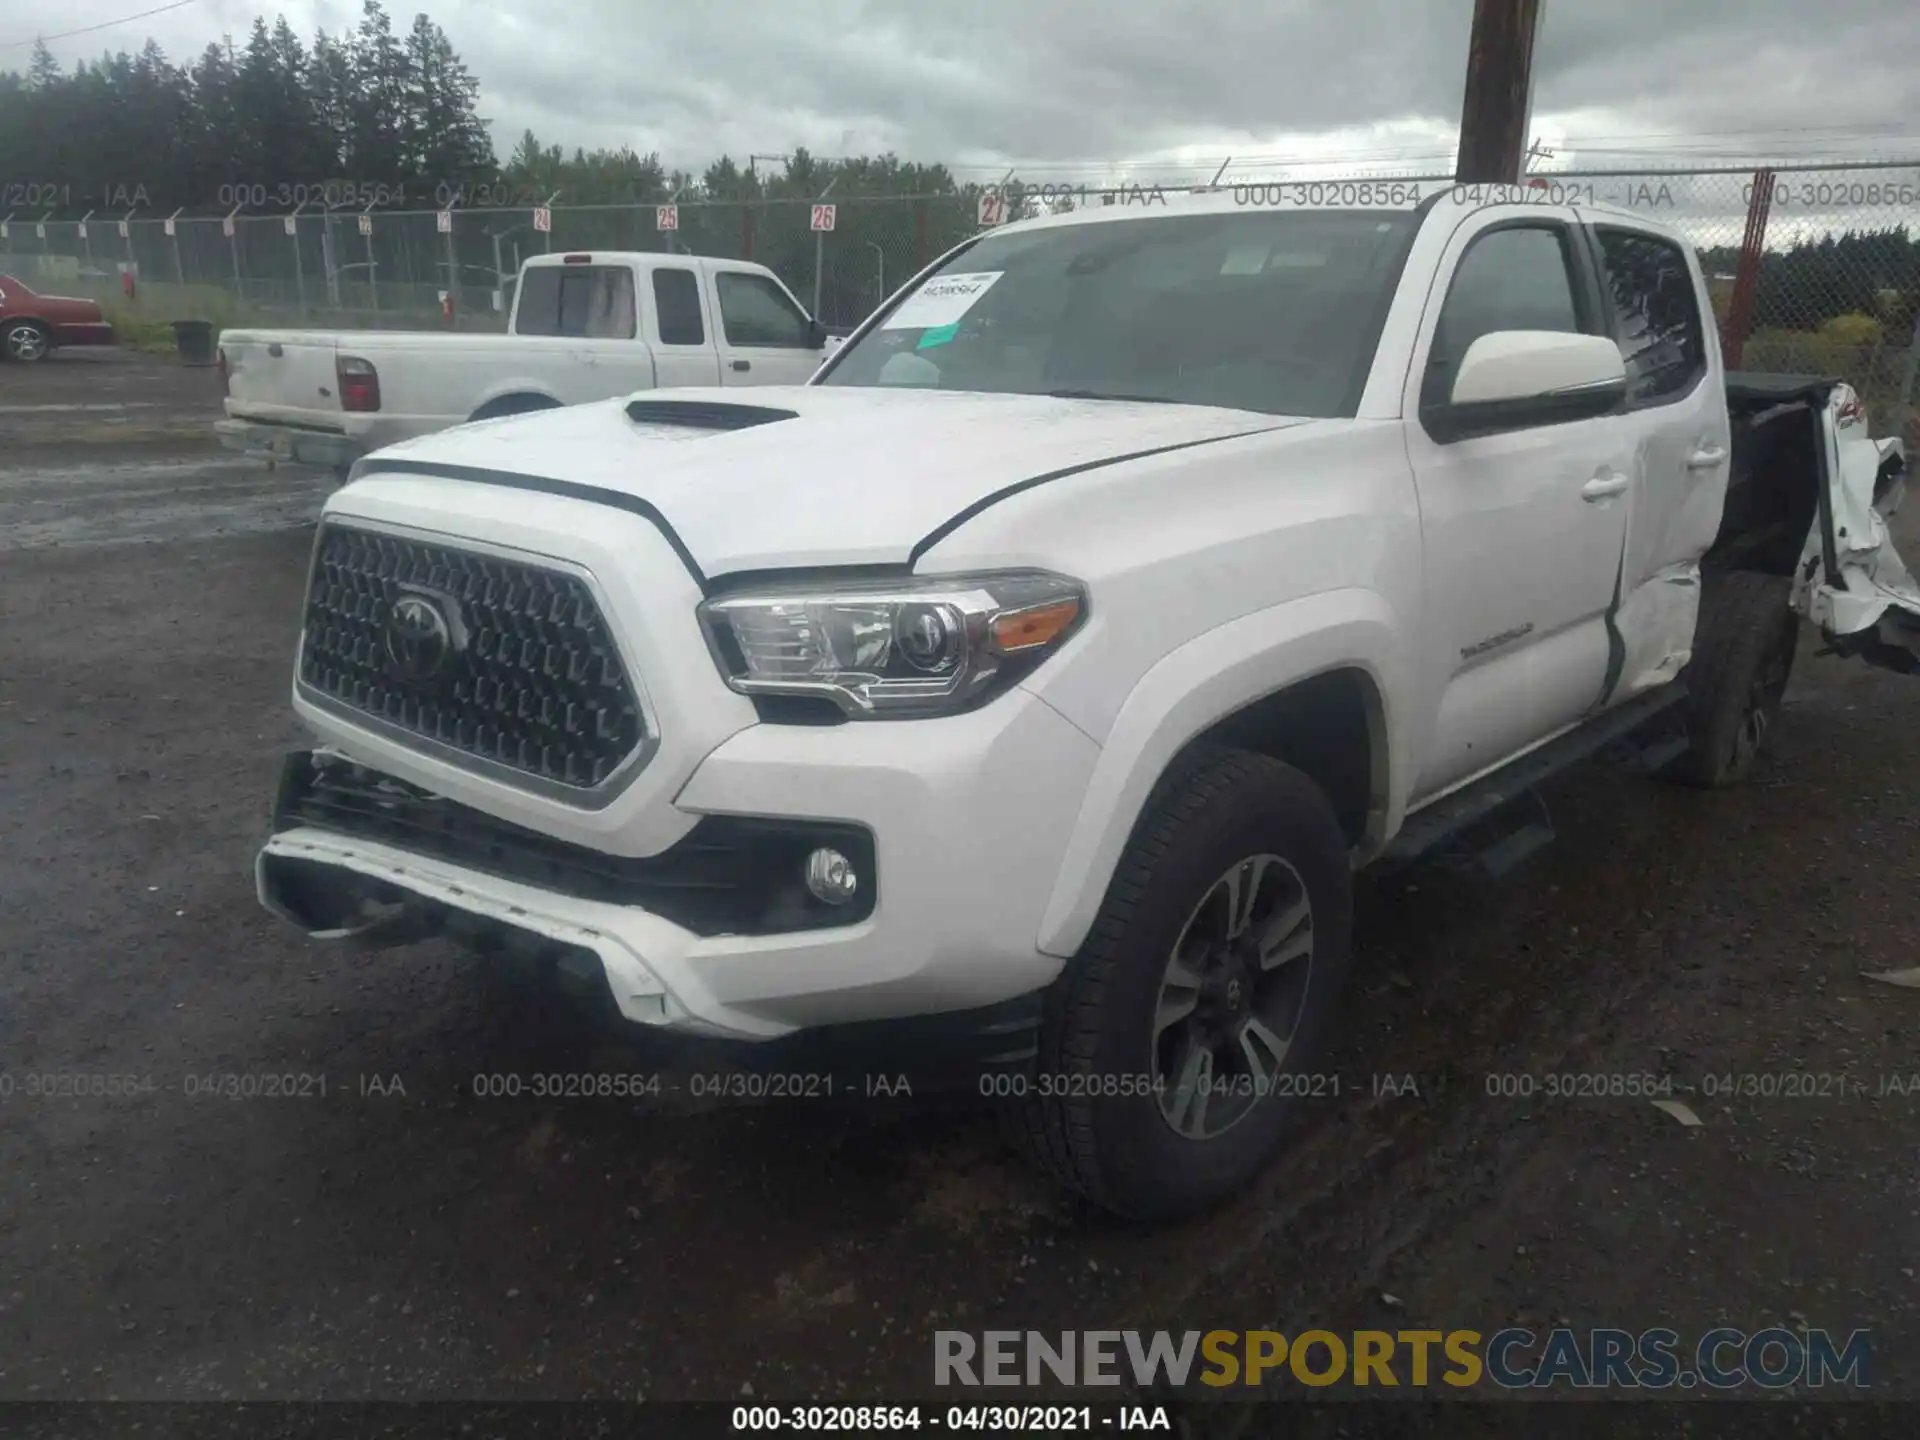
[403,12,494,189]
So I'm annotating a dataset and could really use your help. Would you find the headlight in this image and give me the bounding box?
[699,571,1087,718]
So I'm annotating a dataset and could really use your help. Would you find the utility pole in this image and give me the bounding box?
[812,175,837,322]
[1454,0,1546,184]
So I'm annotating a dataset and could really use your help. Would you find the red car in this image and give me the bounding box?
[0,274,115,362]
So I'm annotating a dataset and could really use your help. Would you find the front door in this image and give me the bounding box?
[706,266,827,385]
[1403,208,1635,803]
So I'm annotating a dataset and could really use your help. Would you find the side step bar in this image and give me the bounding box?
[1382,682,1689,870]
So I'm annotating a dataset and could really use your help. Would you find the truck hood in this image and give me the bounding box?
[352,386,1306,576]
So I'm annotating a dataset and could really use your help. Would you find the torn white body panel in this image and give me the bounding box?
[258,825,698,1031]
[1792,384,1920,661]
[1611,560,1699,697]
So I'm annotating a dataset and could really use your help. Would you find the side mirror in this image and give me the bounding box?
[1427,330,1626,440]
[805,317,828,350]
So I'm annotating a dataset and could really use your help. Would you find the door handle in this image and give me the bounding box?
[1687,444,1728,471]
[731,359,750,372]
[1581,473,1630,502]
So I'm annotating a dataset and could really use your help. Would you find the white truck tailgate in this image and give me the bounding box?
[222,332,343,423]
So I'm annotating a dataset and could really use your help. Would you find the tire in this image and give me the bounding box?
[1012,747,1354,1220]
[3,320,50,363]
[1662,569,1798,789]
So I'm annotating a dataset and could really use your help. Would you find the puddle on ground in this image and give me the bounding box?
[0,455,334,549]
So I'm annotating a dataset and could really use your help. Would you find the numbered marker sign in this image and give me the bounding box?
[35,223,46,239]
[532,206,551,233]
[162,217,175,237]
[117,220,129,239]
[76,221,88,239]
[811,203,836,232]
[977,190,1006,227]
[222,217,234,238]
[357,213,373,236]
[0,223,8,240]
[436,210,452,233]
[655,204,678,231]
[283,215,297,235]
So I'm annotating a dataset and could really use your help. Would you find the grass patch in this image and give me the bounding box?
[106,310,183,355]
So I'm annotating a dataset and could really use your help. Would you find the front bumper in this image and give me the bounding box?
[258,684,1098,1042]
[216,418,362,471]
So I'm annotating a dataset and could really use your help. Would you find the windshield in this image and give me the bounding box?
[820,209,1419,416]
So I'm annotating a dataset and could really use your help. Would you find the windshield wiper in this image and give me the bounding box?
[1045,388,1181,404]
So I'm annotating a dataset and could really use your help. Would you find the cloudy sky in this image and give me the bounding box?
[6,0,1919,179]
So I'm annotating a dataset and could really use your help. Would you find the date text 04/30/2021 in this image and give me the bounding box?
[729,1405,1172,1432]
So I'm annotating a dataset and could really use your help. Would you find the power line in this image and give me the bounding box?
[2,0,200,51]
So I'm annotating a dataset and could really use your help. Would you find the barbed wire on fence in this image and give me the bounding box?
[4,160,1917,437]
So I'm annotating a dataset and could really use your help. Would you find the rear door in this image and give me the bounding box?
[704,263,826,384]
[1578,217,1731,703]
[220,332,343,425]
[645,263,722,387]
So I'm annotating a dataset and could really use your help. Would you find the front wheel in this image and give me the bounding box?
[3,321,50,363]
[1012,748,1353,1220]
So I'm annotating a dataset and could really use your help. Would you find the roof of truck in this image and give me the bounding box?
[989,180,1687,243]
[520,251,758,270]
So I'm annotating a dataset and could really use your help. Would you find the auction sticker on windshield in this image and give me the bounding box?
[881,271,1004,330]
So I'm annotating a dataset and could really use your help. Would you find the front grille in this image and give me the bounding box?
[299,524,645,790]
[273,752,877,936]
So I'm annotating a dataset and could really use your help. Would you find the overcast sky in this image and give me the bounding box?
[6,0,1919,179]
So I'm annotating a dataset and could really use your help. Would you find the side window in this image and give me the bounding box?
[716,272,812,347]
[512,268,561,334]
[516,266,635,339]
[1424,225,1583,409]
[563,267,636,339]
[653,268,705,346]
[1594,228,1705,404]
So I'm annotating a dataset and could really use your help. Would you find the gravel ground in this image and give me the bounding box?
[0,354,1914,1423]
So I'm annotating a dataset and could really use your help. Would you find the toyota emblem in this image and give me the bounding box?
[386,593,453,683]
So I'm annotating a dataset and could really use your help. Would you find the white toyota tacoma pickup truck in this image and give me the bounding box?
[215,251,837,473]
[256,183,1914,1219]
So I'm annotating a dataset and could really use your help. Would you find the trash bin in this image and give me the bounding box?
[171,319,215,367]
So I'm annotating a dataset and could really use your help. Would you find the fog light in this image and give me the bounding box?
[805,847,859,905]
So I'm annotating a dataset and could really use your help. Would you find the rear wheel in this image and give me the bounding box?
[1012,747,1354,1220]
[1662,570,1798,788]
[4,320,50,363]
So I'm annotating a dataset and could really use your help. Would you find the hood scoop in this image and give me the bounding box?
[624,398,798,432]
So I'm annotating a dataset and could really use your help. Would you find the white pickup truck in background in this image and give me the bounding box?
[214,251,839,472]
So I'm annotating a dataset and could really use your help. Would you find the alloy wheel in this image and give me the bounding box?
[5,324,47,362]
[1152,853,1315,1140]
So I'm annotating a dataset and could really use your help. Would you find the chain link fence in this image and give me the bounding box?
[0,194,976,333]
[4,159,1916,435]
